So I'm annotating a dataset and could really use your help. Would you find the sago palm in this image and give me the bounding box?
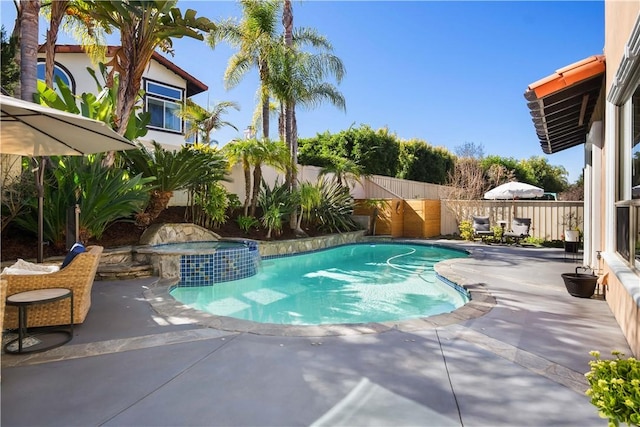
[120,141,228,226]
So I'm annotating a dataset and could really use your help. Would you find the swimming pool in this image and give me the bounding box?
[170,243,469,325]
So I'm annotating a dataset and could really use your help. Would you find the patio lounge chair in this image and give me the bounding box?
[504,218,532,245]
[472,216,495,242]
[2,245,103,330]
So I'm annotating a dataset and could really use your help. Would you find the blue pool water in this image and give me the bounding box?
[170,243,469,325]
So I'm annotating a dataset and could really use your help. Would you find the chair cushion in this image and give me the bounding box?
[1,259,60,276]
[61,243,86,269]
[473,216,491,232]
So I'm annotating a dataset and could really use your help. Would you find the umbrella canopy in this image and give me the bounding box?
[0,94,137,262]
[484,181,544,200]
[0,94,135,155]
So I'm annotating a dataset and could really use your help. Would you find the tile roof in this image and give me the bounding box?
[38,45,208,98]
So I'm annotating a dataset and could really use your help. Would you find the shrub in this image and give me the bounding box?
[459,220,474,241]
[12,154,153,247]
[585,350,640,427]
[310,178,359,233]
[237,215,260,234]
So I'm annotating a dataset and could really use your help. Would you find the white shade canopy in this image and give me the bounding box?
[0,94,137,262]
[0,94,135,156]
[484,181,544,200]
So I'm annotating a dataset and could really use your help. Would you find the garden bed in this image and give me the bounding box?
[1,206,329,262]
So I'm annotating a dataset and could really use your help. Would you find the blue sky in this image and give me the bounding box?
[1,0,604,183]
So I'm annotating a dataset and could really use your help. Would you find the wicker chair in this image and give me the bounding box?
[3,246,103,329]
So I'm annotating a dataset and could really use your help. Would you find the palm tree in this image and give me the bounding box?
[319,157,366,188]
[178,100,240,146]
[207,0,281,140]
[271,0,346,234]
[249,139,290,217]
[41,0,109,89]
[42,0,69,89]
[19,0,40,102]
[222,139,257,216]
[268,47,345,233]
[80,0,216,166]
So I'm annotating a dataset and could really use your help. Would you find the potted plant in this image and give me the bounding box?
[585,350,640,426]
[561,211,582,253]
[561,211,583,242]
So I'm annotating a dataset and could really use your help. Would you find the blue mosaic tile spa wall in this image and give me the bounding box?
[179,241,260,286]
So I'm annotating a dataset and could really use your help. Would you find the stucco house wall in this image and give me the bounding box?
[602,2,640,356]
[36,47,201,148]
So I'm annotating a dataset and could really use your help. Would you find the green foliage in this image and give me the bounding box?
[309,178,358,233]
[397,139,455,184]
[492,225,503,242]
[1,156,34,232]
[522,236,544,246]
[300,125,459,184]
[350,126,399,177]
[237,215,260,234]
[586,350,640,427]
[192,182,230,229]
[12,154,153,246]
[120,141,228,193]
[35,65,150,141]
[259,178,294,238]
[1,26,19,96]
[480,155,569,193]
[458,220,474,241]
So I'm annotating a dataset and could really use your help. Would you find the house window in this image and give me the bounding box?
[144,80,184,133]
[184,121,197,144]
[36,61,75,94]
[616,84,640,269]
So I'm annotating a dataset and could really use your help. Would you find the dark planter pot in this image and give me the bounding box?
[561,267,597,298]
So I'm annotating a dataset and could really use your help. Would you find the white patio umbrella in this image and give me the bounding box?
[0,94,137,262]
[484,181,544,200]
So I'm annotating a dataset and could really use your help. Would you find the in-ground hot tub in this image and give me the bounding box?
[136,240,260,283]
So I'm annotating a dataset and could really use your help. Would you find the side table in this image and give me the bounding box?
[4,288,73,354]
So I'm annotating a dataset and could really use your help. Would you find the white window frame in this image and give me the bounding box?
[36,60,75,94]
[144,80,184,134]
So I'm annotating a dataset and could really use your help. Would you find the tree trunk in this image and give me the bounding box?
[243,159,251,216]
[11,2,22,97]
[20,0,40,103]
[250,163,262,217]
[135,190,173,227]
[44,1,69,89]
[259,59,270,140]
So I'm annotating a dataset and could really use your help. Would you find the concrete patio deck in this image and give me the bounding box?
[1,241,630,426]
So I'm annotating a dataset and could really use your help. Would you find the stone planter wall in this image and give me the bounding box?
[139,223,221,246]
[258,231,367,257]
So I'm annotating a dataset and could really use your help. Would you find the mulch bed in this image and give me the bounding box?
[1,206,326,262]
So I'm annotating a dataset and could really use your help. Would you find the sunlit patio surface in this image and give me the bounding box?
[1,241,629,426]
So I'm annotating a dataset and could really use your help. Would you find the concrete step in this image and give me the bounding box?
[96,262,154,281]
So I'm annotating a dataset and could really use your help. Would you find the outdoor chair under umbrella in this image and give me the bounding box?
[484,181,544,218]
[0,94,137,262]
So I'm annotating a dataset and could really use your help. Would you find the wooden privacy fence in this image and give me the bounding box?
[355,199,583,241]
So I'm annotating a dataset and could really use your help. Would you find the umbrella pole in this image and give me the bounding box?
[34,157,46,263]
